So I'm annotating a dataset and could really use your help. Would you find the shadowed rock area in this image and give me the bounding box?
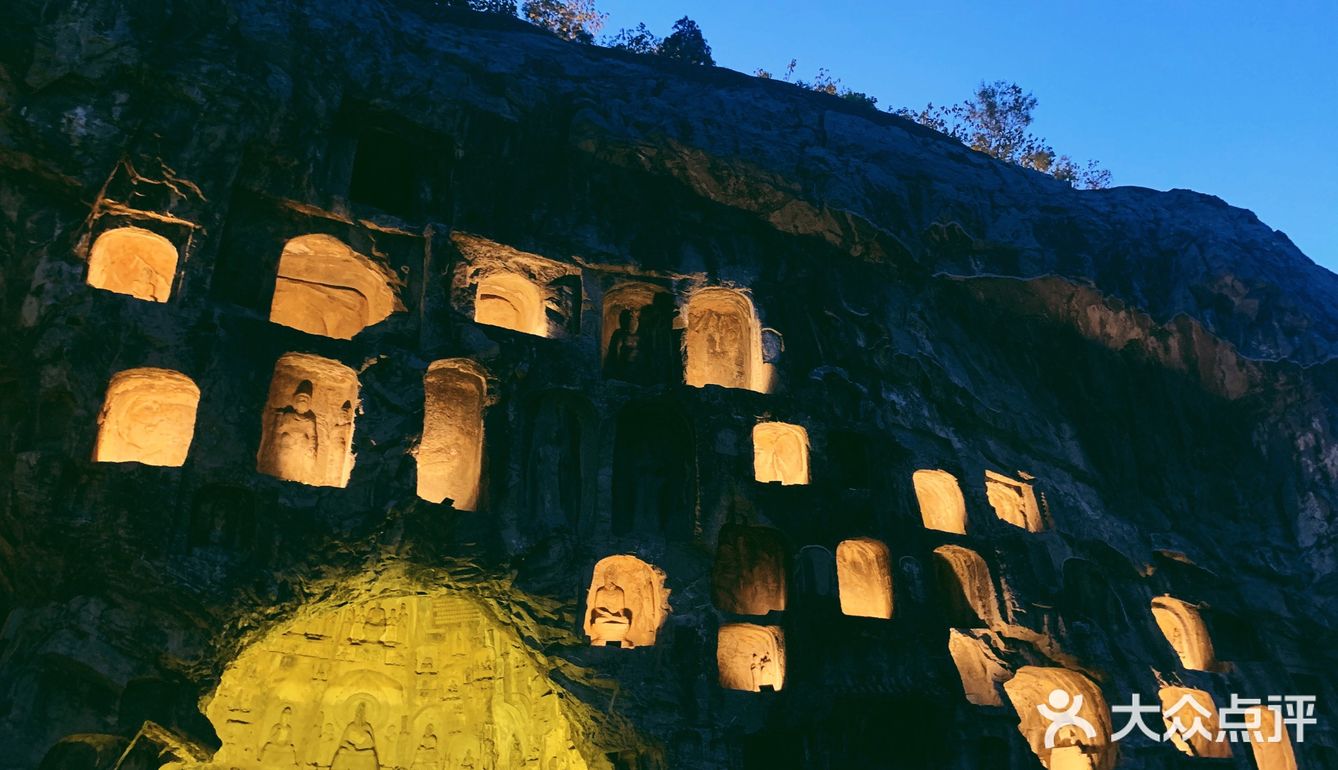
[2,1,1337,768]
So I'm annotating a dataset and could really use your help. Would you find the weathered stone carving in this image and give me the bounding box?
[1002,667,1112,770]
[257,353,359,487]
[1150,596,1215,670]
[717,624,785,692]
[269,234,400,340]
[584,555,669,648]
[932,545,1000,628]
[752,422,809,485]
[835,538,892,619]
[684,288,767,392]
[475,271,547,336]
[93,367,200,467]
[416,359,487,509]
[85,226,178,302]
[602,283,677,385]
[985,470,1044,531]
[913,469,967,534]
[712,524,787,615]
[1158,686,1231,759]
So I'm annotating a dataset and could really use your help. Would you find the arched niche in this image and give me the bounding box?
[985,470,1044,531]
[1245,705,1298,770]
[913,469,967,534]
[417,359,486,510]
[932,545,999,628]
[683,287,767,392]
[85,227,178,302]
[1158,686,1231,759]
[525,392,590,529]
[947,629,1008,706]
[92,368,200,467]
[717,624,785,692]
[752,422,809,485]
[269,234,399,339]
[601,282,677,385]
[836,538,893,619]
[611,400,694,539]
[1003,667,1113,770]
[256,353,359,488]
[793,545,837,600]
[474,271,547,336]
[1150,596,1215,671]
[712,524,787,615]
[205,593,595,770]
[583,555,670,648]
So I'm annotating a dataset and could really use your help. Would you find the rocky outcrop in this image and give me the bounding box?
[2,1,1336,769]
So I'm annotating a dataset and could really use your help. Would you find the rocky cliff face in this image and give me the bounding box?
[2,2,1337,769]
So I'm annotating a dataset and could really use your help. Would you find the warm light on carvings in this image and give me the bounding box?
[269,234,399,339]
[717,624,785,692]
[684,287,768,392]
[932,544,999,628]
[712,525,787,615]
[256,353,359,488]
[416,359,486,510]
[913,469,967,534]
[947,629,1008,706]
[752,422,809,485]
[1245,705,1298,770]
[86,227,178,302]
[985,470,1044,531]
[1003,667,1111,770]
[93,368,200,467]
[1159,686,1231,758]
[836,538,893,619]
[583,555,670,648]
[602,282,675,384]
[1150,596,1215,670]
[475,271,547,336]
[206,593,593,770]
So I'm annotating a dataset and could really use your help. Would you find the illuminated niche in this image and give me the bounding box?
[717,624,785,692]
[269,235,400,339]
[752,422,809,485]
[475,271,547,336]
[1245,705,1298,770]
[1158,686,1231,759]
[683,287,767,392]
[913,469,967,534]
[985,470,1044,531]
[1150,596,1215,671]
[205,594,594,770]
[836,538,892,619]
[932,545,999,628]
[256,353,358,488]
[417,359,486,510]
[712,524,787,615]
[583,555,670,648]
[92,367,200,467]
[1003,667,1112,770]
[601,282,676,385]
[947,629,1009,706]
[85,227,178,302]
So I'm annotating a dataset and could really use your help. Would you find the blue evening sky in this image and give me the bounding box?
[598,1,1338,271]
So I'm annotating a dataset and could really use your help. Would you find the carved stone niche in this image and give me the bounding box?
[913,469,967,534]
[932,544,1001,629]
[416,359,487,510]
[947,629,1009,706]
[683,287,770,393]
[717,624,785,692]
[1150,596,1215,671]
[712,524,788,616]
[1244,703,1299,770]
[450,233,581,338]
[93,368,200,467]
[256,353,359,488]
[601,282,678,385]
[583,555,670,648]
[85,226,179,302]
[985,470,1044,531]
[1002,667,1113,770]
[1158,686,1232,759]
[752,422,810,485]
[836,538,893,619]
[268,234,402,340]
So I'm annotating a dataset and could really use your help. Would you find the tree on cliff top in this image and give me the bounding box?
[657,17,714,65]
[522,0,605,42]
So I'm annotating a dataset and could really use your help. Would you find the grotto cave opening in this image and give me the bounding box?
[835,538,893,619]
[717,623,785,692]
[1245,705,1299,770]
[583,555,669,648]
[1150,596,1215,671]
[417,359,487,509]
[85,226,179,303]
[474,271,547,337]
[985,470,1044,531]
[92,367,200,467]
[203,593,596,770]
[601,282,677,385]
[752,422,810,485]
[931,545,999,629]
[683,287,767,392]
[268,235,400,340]
[256,353,359,488]
[712,524,788,616]
[912,469,967,534]
[1002,667,1112,770]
